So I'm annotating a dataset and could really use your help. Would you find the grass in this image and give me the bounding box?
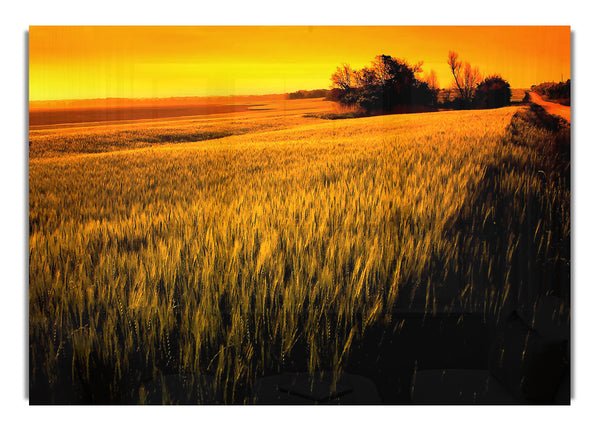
[303,111,366,120]
[29,100,570,404]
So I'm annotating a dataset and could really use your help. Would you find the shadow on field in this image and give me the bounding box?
[336,104,571,404]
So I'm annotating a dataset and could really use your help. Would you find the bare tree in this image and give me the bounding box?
[462,62,481,101]
[447,51,481,104]
[424,70,439,91]
[411,61,424,75]
[448,51,464,99]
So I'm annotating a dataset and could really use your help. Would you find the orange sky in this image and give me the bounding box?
[29,26,570,101]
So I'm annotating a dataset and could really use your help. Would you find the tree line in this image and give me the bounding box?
[530,80,570,106]
[288,89,330,99]
[289,51,514,115]
[327,54,438,114]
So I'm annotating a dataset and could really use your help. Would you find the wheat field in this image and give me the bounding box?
[29,99,570,404]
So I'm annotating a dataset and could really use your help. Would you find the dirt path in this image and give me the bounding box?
[527,91,571,123]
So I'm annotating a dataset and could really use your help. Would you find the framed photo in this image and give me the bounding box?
[28,25,571,405]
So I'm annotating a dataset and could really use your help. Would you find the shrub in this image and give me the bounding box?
[474,75,512,109]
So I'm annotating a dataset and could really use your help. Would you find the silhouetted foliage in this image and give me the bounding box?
[531,80,570,106]
[303,111,366,120]
[474,75,512,109]
[287,89,330,99]
[329,55,438,114]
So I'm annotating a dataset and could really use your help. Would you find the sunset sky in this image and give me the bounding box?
[29,26,570,101]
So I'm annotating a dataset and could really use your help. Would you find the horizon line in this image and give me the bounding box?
[29,83,550,105]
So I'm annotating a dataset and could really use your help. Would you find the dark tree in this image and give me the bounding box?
[474,75,512,109]
[329,55,437,114]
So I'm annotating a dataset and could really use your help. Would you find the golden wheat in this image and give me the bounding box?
[29,103,568,403]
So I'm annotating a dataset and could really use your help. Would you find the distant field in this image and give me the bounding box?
[29,104,260,127]
[511,88,527,102]
[29,99,570,404]
[29,94,294,127]
[29,98,338,157]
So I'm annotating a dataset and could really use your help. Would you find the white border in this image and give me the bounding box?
[2,1,599,430]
